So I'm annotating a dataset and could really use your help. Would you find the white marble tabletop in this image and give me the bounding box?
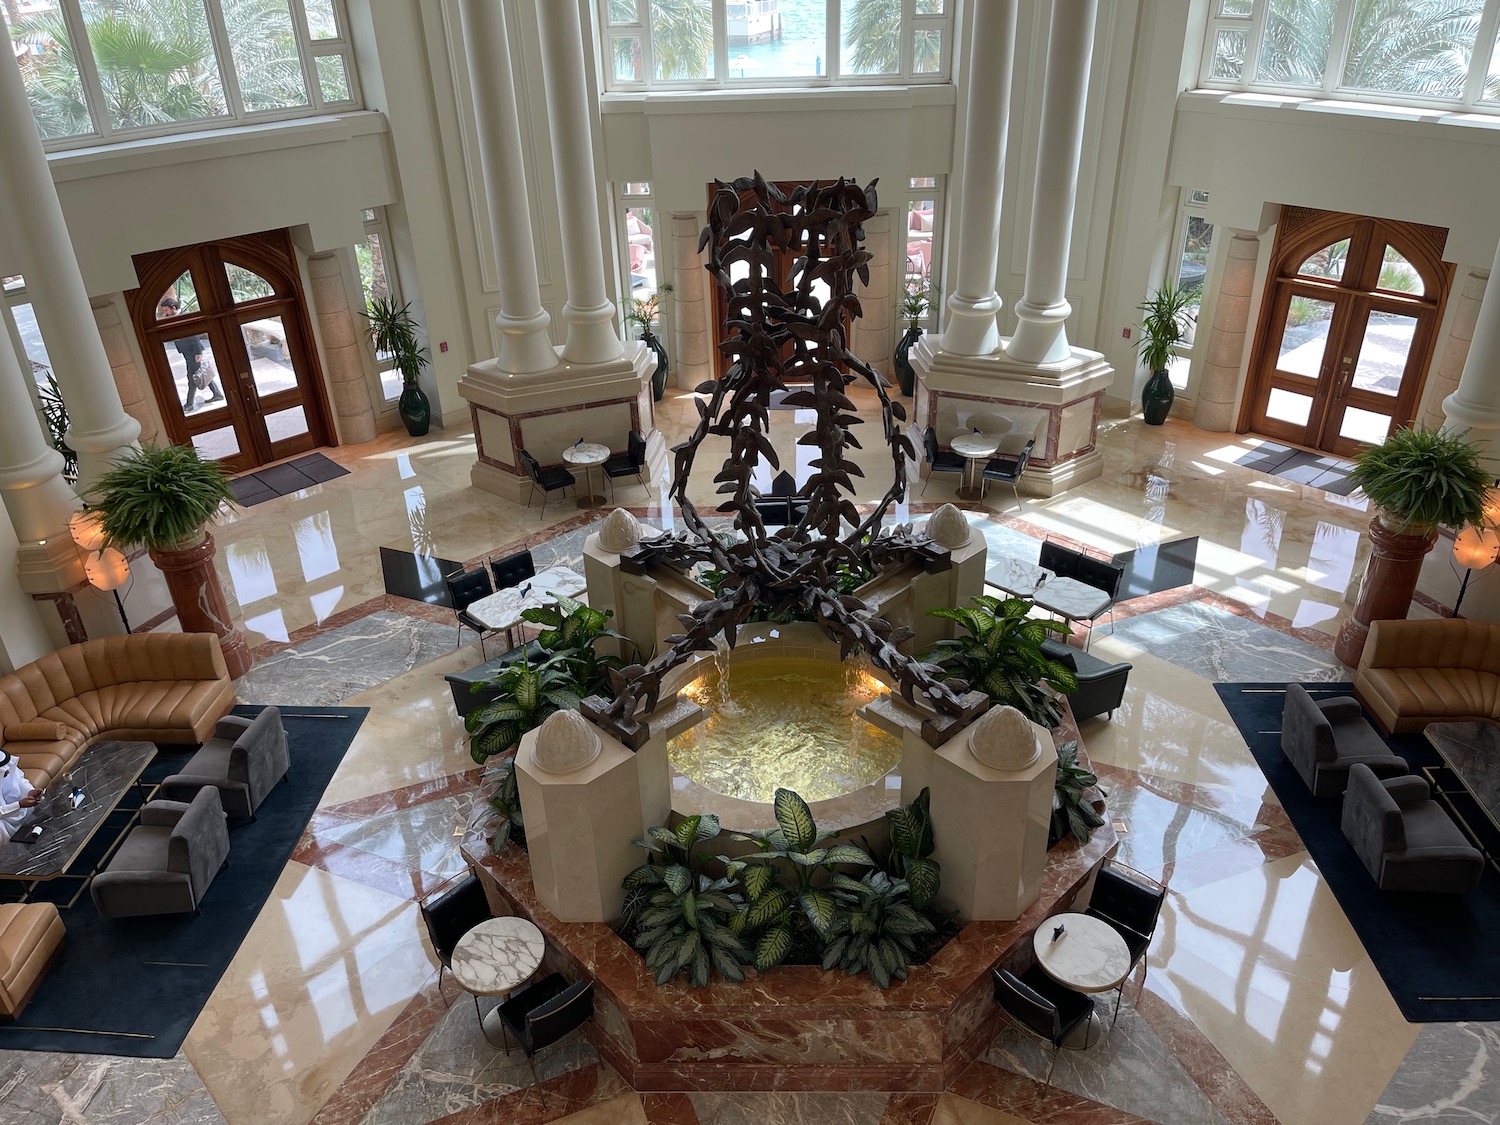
[466,565,588,632]
[562,442,610,468]
[1032,911,1132,993]
[986,557,1053,598]
[950,432,1001,459]
[1032,575,1113,621]
[450,916,545,996]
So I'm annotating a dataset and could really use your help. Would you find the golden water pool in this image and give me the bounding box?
[667,655,902,804]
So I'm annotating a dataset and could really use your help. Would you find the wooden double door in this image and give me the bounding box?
[1241,209,1451,457]
[129,231,332,472]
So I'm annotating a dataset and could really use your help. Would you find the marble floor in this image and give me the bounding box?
[0,388,1490,1125]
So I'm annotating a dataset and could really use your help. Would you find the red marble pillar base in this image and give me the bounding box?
[1334,515,1437,667]
[150,532,253,678]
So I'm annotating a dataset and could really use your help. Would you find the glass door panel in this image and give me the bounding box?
[241,315,296,398]
[1276,297,1334,378]
[1349,311,1417,396]
[161,332,228,416]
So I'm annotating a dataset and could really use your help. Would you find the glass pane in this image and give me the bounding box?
[613,34,643,81]
[192,424,240,462]
[906,197,934,281]
[1266,388,1313,426]
[1257,0,1333,85]
[8,11,94,139]
[1296,239,1349,281]
[156,273,200,318]
[10,302,53,387]
[1212,29,1246,80]
[909,175,936,189]
[1178,216,1213,318]
[1278,297,1335,377]
[360,208,376,221]
[608,0,639,24]
[228,0,307,110]
[226,263,275,303]
[265,404,309,444]
[302,0,340,38]
[316,54,351,102]
[915,0,944,12]
[1339,405,1393,446]
[912,28,942,74]
[1189,188,1210,205]
[356,232,391,306]
[2,275,23,293]
[1166,352,1192,392]
[1219,0,1252,14]
[731,0,823,79]
[1378,245,1424,296]
[627,206,656,293]
[841,0,897,76]
[81,0,228,130]
[1343,1,1478,99]
[622,180,652,195]
[651,0,713,80]
[1351,312,1418,396]
[1486,23,1500,101]
[164,333,226,415]
[242,315,295,398]
[379,365,400,403]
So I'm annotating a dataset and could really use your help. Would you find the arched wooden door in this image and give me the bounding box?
[1241,208,1451,457]
[129,231,333,472]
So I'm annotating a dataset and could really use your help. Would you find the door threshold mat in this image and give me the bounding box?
[231,452,349,506]
[1230,444,1359,497]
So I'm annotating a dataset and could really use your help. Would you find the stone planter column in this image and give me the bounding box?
[1193,230,1260,432]
[150,534,252,678]
[1333,516,1437,667]
[305,252,378,444]
[1425,266,1488,431]
[93,298,158,445]
[1443,237,1500,466]
[671,212,712,390]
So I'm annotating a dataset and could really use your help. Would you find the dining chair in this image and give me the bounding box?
[418,873,492,1002]
[521,450,576,520]
[445,566,497,658]
[1083,861,1167,1022]
[496,973,594,1082]
[603,430,649,497]
[992,965,1096,1087]
[982,437,1035,511]
[921,426,965,495]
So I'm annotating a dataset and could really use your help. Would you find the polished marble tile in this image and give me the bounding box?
[1109,602,1345,682]
[1365,1021,1500,1124]
[687,1092,893,1125]
[315,792,474,882]
[315,704,476,810]
[0,1051,225,1123]
[929,1097,1032,1125]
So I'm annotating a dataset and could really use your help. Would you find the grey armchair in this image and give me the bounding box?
[90,788,231,918]
[1041,638,1131,721]
[1281,684,1406,797]
[162,706,290,818]
[1341,763,1483,894]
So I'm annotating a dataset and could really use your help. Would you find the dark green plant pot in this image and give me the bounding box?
[398,383,431,437]
[894,324,922,397]
[642,330,669,401]
[1141,368,1174,426]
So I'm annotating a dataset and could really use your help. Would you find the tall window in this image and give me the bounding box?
[5,0,359,147]
[903,175,942,329]
[3,274,74,479]
[600,0,951,91]
[1166,190,1215,391]
[1203,0,1500,111]
[617,183,660,315]
[356,208,403,405]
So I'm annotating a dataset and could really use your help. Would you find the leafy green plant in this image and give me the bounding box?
[1347,424,1492,533]
[1136,283,1197,373]
[622,814,748,986]
[484,755,525,852]
[38,373,77,482]
[725,788,874,970]
[624,281,674,338]
[821,870,935,989]
[519,594,630,697]
[926,595,1079,727]
[465,659,584,764]
[899,277,940,329]
[363,297,429,388]
[89,441,235,551]
[1051,740,1105,845]
[880,787,940,910]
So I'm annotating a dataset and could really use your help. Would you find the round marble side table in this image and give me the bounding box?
[563,442,610,509]
[450,915,545,1049]
[1032,911,1131,1047]
[949,432,1001,502]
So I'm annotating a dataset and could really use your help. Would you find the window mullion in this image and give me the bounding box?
[712,0,728,86]
[640,3,656,85]
[1244,0,1270,86]
[202,0,245,119]
[902,0,915,77]
[1465,1,1500,104]
[826,0,839,81]
[1326,0,1356,95]
[286,0,325,112]
[60,0,110,140]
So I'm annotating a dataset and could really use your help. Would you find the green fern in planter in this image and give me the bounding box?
[89,442,235,551]
[1347,425,1492,533]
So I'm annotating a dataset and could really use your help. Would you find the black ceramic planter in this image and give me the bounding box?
[894,324,923,397]
[1141,368,1174,425]
[642,330,669,401]
[399,382,431,436]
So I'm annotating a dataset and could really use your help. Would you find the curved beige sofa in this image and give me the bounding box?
[1353,618,1500,734]
[0,634,237,788]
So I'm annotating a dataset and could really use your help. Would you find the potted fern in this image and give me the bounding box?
[1136,283,1196,425]
[364,297,431,436]
[624,282,675,401]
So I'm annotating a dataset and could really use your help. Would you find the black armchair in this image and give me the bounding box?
[445,566,497,658]
[982,437,1034,511]
[489,549,536,592]
[496,972,595,1081]
[1083,862,1166,1022]
[993,965,1096,1086]
[920,427,965,495]
[603,430,648,496]
[1341,763,1483,894]
[1041,638,1131,721]
[419,873,492,998]
[521,450,576,519]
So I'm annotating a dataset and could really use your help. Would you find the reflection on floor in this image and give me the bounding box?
[5,402,1496,1125]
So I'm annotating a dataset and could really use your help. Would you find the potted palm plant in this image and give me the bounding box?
[894,278,939,398]
[1335,425,1493,664]
[364,297,431,437]
[624,283,675,401]
[1136,283,1196,425]
[89,442,251,676]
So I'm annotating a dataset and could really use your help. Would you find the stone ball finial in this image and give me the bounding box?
[967,705,1043,771]
[532,710,603,775]
[598,508,643,553]
[927,503,971,549]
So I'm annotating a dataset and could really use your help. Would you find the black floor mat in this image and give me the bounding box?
[230,453,349,507]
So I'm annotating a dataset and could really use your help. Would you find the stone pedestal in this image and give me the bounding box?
[1193,230,1261,432]
[907,504,988,656]
[1334,515,1438,667]
[583,517,673,661]
[150,534,252,678]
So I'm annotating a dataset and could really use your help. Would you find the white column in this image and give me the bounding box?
[536,0,624,365]
[1443,239,1500,467]
[1007,0,1099,366]
[941,0,1017,357]
[1425,266,1486,430]
[0,46,139,491]
[457,0,557,374]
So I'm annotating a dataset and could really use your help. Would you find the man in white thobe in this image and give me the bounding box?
[0,750,43,845]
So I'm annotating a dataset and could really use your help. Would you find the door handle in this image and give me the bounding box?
[239,371,258,412]
[1336,356,1354,397]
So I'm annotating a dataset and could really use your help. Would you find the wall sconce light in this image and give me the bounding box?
[69,510,130,631]
[1451,524,1500,616]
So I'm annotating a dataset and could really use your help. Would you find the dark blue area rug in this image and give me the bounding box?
[0,705,367,1057]
[1217,682,1500,1022]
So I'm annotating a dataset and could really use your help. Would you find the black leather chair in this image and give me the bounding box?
[419,873,492,999]
[920,427,965,495]
[496,973,595,1081]
[1084,861,1167,1022]
[1037,541,1124,650]
[770,469,799,497]
[992,965,1096,1086]
[603,430,649,497]
[489,549,536,593]
[982,437,1034,511]
[1041,638,1131,721]
[521,450,576,519]
[445,566,497,658]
